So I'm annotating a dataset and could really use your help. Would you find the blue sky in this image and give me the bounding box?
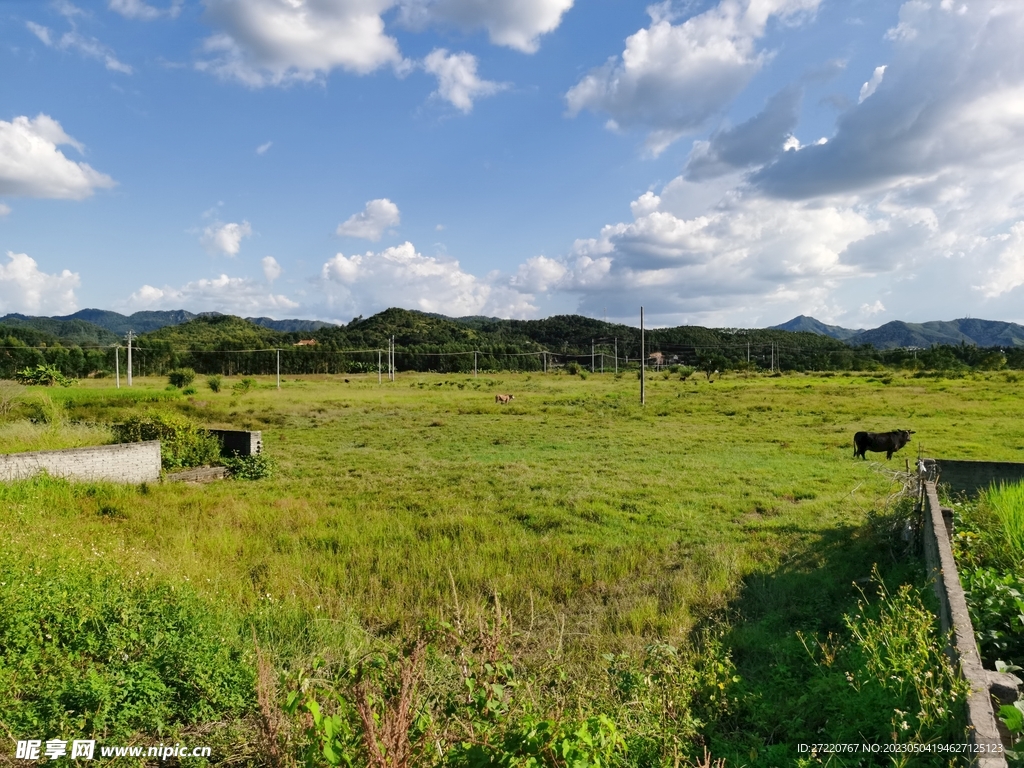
[2,0,1024,328]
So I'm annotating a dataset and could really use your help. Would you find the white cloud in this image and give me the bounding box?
[0,204,10,218]
[200,220,252,256]
[256,140,272,155]
[977,222,1024,298]
[321,241,535,318]
[398,0,574,53]
[336,198,400,241]
[510,255,567,293]
[858,65,886,103]
[28,20,133,73]
[565,0,820,154]
[108,0,183,20]
[198,0,406,87]
[126,274,299,315]
[262,255,282,282]
[0,114,115,200]
[423,49,505,112]
[860,300,886,316]
[26,21,52,46]
[0,251,80,315]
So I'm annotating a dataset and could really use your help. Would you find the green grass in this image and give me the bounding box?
[986,482,1024,561]
[3,370,1008,764]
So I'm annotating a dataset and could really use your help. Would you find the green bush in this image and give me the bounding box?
[223,451,276,480]
[112,412,222,470]
[167,367,197,389]
[182,386,197,396]
[206,374,223,393]
[15,364,76,387]
[564,361,581,376]
[232,377,257,395]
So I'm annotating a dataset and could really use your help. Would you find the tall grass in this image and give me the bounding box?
[985,481,1024,561]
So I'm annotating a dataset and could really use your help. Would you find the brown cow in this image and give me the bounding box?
[495,394,514,404]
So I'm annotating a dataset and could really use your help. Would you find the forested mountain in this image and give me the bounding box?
[0,315,120,346]
[772,315,1024,349]
[4,307,1024,378]
[770,315,860,340]
[846,318,1024,349]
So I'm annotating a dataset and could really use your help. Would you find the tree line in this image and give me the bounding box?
[2,309,1022,380]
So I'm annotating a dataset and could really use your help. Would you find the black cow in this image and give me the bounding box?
[853,429,915,460]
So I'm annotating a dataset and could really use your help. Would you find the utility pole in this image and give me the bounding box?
[126,330,134,387]
[640,307,645,406]
[474,350,478,377]
[601,352,604,374]
[592,339,595,373]
[747,341,750,364]
[614,338,618,374]
[115,346,120,389]
[543,351,546,373]
[378,349,382,385]
[276,349,281,389]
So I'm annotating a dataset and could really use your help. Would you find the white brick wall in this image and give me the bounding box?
[0,441,161,483]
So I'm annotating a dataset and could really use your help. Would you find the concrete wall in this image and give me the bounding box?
[921,480,1009,766]
[208,429,262,457]
[0,440,161,484]
[922,459,1024,495]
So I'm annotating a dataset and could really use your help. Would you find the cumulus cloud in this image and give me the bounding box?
[398,0,574,53]
[534,0,1024,325]
[565,0,820,154]
[108,0,183,20]
[0,204,10,218]
[321,241,535,318]
[198,0,406,86]
[510,255,568,293]
[753,0,1024,199]
[262,255,282,282]
[126,274,299,314]
[685,86,803,180]
[0,251,80,315]
[337,198,401,241]
[27,21,133,73]
[0,114,115,200]
[423,49,505,112]
[200,220,252,256]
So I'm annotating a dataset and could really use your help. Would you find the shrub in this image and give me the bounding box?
[207,374,223,393]
[232,377,257,395]
[564,361,581,376]
[182,386,197,395]
[15,364,75,387]
[112,412,222,470]
[223,451,276,480]
[168,367,197,389]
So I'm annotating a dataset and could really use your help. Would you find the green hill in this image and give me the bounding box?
[0,314,120,346]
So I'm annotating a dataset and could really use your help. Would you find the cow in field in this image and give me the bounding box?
[853,429,915,460]
[495,394,514,404]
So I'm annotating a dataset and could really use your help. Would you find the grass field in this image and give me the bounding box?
[4,369,1019,765]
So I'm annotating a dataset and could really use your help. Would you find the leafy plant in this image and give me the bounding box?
[963,567,1024,666]
[207,374,223,392]
[168,367,197,389]
[986,481,1024,562]
[112,412,222,470]
[233,377,258,395]
[15,363,76,387]
[224,451,276,480]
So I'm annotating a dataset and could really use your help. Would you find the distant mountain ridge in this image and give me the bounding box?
[0,309,337,341]
[771,316,1024,349]
[769,315,860,340]
[4,308,1024,350]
